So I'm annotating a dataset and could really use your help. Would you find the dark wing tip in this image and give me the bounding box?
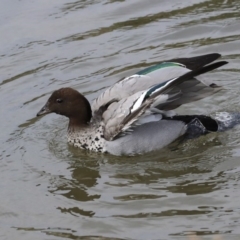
[210,60,228,69]
[209,53,221,58]
[167,53,224,71]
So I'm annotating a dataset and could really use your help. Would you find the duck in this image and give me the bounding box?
[37,53,235,156]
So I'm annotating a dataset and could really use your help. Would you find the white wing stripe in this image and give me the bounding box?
[130,91,146,113]
[130,76,179,114]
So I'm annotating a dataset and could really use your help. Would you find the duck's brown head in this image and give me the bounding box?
[37,88,92,126]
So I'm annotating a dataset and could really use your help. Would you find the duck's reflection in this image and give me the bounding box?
[49,133,230,218]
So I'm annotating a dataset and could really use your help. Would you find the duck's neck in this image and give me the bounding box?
[67,94,92,133]
[68,117,91,133]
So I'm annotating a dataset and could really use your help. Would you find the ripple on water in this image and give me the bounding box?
[1,0,240,239]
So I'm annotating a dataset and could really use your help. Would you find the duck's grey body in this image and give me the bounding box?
[67,117,186,155]
[105,120,186,156]
[37,53,235,156]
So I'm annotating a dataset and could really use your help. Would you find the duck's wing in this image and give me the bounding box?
[101,61,228,141]
[91,63,189,113]
[91,53,222,113]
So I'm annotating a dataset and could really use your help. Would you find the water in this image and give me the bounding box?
[1,0,240,239]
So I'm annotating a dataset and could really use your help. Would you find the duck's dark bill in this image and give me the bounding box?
[36,104,50,117]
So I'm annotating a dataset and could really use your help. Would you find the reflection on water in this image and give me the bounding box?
[1,0,240,239]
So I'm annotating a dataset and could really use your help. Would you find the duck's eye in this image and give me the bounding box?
[56,98,63,103]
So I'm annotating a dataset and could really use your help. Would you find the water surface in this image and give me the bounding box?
[1,0,240,239]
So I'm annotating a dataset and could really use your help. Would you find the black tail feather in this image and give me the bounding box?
[164,115,218,132]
